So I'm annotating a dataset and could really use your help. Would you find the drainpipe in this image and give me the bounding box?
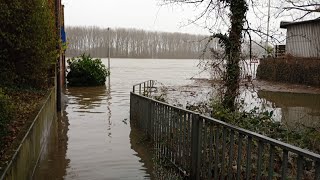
[61,5,66,88]
[55,0,61,111]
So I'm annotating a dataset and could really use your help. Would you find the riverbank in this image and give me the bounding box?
[253,79,320,94]
[190,78,320,94]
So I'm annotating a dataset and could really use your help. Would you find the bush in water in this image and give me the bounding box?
[67,54,109,86]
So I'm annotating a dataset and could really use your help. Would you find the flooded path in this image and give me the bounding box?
[33,59,201,179]
[33,58,320,179]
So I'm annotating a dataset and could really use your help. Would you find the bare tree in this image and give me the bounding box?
[278,0,320,20]
[161,0,320,111]
[163,0,248,111]
[65,26,208,59]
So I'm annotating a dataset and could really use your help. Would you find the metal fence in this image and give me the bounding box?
[130,80,320,180]
[0,88,56,180]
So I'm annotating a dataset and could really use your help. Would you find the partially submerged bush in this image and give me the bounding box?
[67,54,109,86]
[0,89,14,147]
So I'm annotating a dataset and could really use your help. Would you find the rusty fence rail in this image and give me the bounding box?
[130,80,320,180]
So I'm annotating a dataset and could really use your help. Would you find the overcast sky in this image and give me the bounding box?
[62,0,313,43]
[62,0,210,35]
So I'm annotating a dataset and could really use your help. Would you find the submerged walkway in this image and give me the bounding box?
[33,59,200,179]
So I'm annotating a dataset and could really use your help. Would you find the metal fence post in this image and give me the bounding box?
[315,160,320,180]
[147,81,150,96]
[147,99,152,138]
[191,113,201,180]
[130,92,132,121]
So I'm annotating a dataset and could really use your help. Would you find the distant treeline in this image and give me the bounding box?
[65,26,215,59]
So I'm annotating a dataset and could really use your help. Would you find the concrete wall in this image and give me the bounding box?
[0,88,57,180]
[286,22,320,58]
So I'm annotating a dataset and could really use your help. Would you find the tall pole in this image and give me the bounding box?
[108,27,111,73]
[266,0,271,56]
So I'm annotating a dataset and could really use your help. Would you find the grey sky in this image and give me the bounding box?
[62,0,209,35]
[62,0,315,44]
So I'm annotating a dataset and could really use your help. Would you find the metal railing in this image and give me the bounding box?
[0,88,57,180]
[132,80,155,97]
[130,80,320,180]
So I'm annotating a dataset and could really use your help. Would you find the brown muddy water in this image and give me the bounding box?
[161,82,320,129]
[32,59,320,179]
[33,59,203,180]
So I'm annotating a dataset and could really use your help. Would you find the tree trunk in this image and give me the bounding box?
[222,0,247,111]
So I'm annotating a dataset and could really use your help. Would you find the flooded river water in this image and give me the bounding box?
[33,58,320,179]
[33,59,200,179]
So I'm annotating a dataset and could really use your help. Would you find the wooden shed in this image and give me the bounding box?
[280,18,320,58]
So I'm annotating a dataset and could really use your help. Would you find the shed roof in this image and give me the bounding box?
[280,17,320,29]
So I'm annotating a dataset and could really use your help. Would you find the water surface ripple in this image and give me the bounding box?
[33,59,200,180]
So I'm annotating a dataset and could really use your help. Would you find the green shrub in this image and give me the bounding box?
[0,0,57,89]
[0,89,14,146]
[67,54,109,86]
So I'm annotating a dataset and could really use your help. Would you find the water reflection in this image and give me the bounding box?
[129,125,153,179]
[66,85,108,112]
[107,76,112,138]
[258,91,320,129]
[35,73,151,179]
[33,93,70,179]
[163,82,320,130]
[258,91,320,110]
[219,88,320,129]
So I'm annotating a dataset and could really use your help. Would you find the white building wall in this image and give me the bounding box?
[286,23,320,58]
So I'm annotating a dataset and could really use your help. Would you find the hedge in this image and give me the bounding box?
[0,0,57,89]
[0,89,14,147]
[257,57,320,86]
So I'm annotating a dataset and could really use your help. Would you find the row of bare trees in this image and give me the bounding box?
[65,26,216,59]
